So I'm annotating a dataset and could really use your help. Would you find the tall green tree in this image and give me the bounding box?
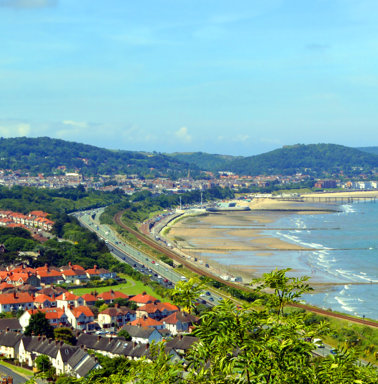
[24,312,54,339]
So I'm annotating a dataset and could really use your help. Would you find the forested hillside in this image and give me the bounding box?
[219,144,378,176]
[356,147,378,156]
[167,151,242,170]
[0,137,199,177]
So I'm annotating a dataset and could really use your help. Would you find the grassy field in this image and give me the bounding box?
[0,361,33,377]
[71,275,172,303]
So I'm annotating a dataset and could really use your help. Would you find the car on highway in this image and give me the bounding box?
[219,297,223,301]
[209,297,214,301]
[164,279,168,282]
[154,273,158,277]
[122,257,125,260]
[205,292,211,296]
[138,252,140,255]
[145,258,148,261]
[168,281,172,285]
[148,269,152,272]
[165,268,168,272]
[152,260,155,264]
[330,349,337,355]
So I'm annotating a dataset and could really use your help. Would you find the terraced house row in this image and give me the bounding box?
[0,262,116,287]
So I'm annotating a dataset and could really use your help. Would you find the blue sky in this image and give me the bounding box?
[0,0,378,156]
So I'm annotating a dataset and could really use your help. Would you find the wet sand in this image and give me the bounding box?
[164,203,343,285]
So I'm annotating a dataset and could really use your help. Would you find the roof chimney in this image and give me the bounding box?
[13,292,16,299]
[97,335,101,342]
[55,340,59,346]
[68,262,72,267]
[142,291,146,296]
[94,265,97,270]
[109,337,112,343]
[80,344,84,349]
[137,322,141,327]
[8,377,13,384]
[52,294,55,300]
[38,335,41,342]
[5,327,9,332]
[115,303,119,308]
[133,341,137,348]
[145,342,149,350]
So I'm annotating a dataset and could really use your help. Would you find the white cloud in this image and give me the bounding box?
[0,120,31,137]
[175,127,192,143]
[63,120,88,128]
[0,0,57,8]
[233,134,249,142]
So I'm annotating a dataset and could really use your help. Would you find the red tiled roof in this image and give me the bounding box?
[62,268,87,276]
[129,292,158,304]
[130,317,163,327]
[27,308,65,319]
[57,292,79,301]
[81,293,97,302]
[97,290,128,301]
[0,282,13,290]
[33,294,56,303]
[137,302,178,314]
[86,266,111,275]
[0,292,34,305]
[37,269,62,278]
[162,311,199,325]
[70,306,94,318]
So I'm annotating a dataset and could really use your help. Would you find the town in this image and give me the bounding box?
[0,261,200,378]
[1,168,378,194]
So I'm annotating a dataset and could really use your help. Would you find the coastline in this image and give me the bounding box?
[166,199,341,285]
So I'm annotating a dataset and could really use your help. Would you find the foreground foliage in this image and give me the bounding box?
[27,270,378,384]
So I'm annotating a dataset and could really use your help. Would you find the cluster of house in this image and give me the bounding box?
[0,323,198,378]
[14,289,199,338]
[0,210,54,232]
[0,262,116,287]
[0,286,200,378]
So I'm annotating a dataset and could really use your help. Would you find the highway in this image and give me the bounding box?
[72,208,222,306]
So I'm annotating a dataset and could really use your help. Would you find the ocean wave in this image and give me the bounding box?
[344,285,350,290]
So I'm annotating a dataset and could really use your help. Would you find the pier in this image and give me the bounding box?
[276,196,377,203]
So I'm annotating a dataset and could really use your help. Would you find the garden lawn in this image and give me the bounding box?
[72,277,171,303]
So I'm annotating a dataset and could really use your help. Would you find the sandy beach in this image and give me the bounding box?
[165,205,330,284]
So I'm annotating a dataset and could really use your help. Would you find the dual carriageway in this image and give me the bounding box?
[74,208,224,306]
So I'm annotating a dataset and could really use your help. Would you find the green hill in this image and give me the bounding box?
[167,152,242,170]
[356,147,378,156]
[218,144,378,176]
[0,137,199,177]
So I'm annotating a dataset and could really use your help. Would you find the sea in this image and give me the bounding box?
[199,201,378,319]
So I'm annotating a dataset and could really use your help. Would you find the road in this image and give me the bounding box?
[0,363,30,384]
[73,208,222,306]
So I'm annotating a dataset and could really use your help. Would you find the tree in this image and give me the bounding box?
[54,327,75,345]
[118,329,132,341]
[170,276,208,312]
[24,311,54,339]
[35,354,52,372]
[98,304,108,313]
